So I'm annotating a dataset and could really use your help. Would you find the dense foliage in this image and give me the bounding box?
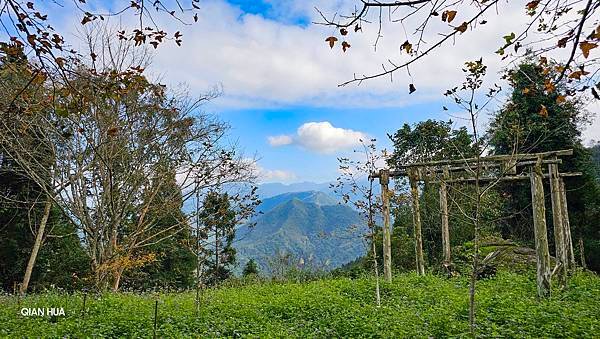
[1,271,599,337]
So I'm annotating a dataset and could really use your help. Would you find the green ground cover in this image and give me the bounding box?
[1,271,599,338]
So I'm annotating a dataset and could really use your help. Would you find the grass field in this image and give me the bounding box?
[1,271,599,338]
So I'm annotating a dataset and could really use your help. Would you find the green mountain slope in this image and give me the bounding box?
[235,192,365,273]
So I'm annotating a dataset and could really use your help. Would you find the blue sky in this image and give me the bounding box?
[219,102,451,183]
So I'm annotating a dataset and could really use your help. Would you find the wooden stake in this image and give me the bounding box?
[380,169,393,282]
[153,300,159,339]
[440,167,451,265]
[559,178,575,270]
[82,292,87,319]
[409,168,425,276]
[530,160,551,298]
[579,238,587,270]
[548,163,567,288]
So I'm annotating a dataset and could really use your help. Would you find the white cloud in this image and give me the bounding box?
[269,121,368,154]
[48,0,576,111]
[259,168,298,183]
[143,0,541,110]
[267,135,293,146]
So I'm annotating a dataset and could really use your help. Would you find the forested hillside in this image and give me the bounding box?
[235,191,365,274]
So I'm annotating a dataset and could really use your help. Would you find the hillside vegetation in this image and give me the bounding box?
[2,271,599,337]
[235,191,366,273]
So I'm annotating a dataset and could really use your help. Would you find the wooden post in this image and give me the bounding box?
[380,169,392,282]
[153,300,159,339]
[579,238,587,269]
[559,178,575,270]
[530,160,551,298]
[409,168,425,276]
[440,166,451,265]
[548,163,567,288]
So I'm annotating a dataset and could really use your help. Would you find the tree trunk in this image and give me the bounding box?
[409,169,425,276]
[579,238,587,269]
[548,163,567,288]
[112,268,123,292]
[559,178,575,270]
[20,196,52,294]
[380,170,392,282]
[439,171,451,265]
[530,161,551,298]
[215,227,219,283]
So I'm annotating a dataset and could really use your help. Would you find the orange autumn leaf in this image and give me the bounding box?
[556,95,566,104]
[579,41,598,58]
[522,87,531,94]
[544,79,555,93]
[445,10,457,23]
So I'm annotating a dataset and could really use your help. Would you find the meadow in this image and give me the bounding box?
[1,271,599,338]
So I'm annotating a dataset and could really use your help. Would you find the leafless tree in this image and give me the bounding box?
[332,139,383,307]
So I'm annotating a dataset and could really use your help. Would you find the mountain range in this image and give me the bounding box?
[234,190,366,274]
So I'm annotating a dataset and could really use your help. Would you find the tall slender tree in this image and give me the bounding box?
[199,192,238,286]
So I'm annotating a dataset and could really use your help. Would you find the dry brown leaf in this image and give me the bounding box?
[527,1,540,10]
[409,83,416,94]
[342,41,351,52]
[544,80,555,93]
[557,36,569,48]
[580,41,598,58]
[446,10,457,23]
[401,40,412,54]
[325,36,338,49]
[455,22,468,33]
[568,70,590,80]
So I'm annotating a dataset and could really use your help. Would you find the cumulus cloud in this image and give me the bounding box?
[268,121,368,154]
[267,135,293,146]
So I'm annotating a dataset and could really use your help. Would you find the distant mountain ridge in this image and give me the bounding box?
[255,190,338,213]
[235,191,366,274]
[257,182,332,199]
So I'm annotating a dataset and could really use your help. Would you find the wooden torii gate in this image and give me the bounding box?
[372,149,580,297]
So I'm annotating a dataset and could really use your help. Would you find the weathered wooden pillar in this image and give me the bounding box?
[380,169,392,282]
[559,178,575,270]
[409,168,425,276]
[439,166,451,265]
[530,160,551,298]
[548,163,567,287]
